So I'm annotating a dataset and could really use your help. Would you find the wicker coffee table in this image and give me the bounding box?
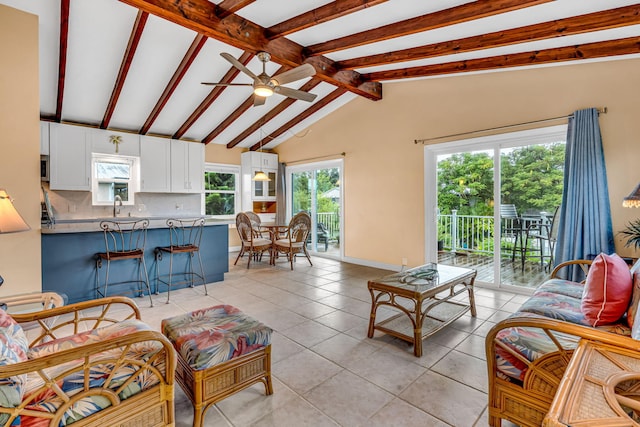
[544,339,640,426]
[367,264,477,357]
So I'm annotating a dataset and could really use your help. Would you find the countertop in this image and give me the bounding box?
[41,216,233,234]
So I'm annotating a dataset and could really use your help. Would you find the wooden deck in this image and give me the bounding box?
[437,251,549,289]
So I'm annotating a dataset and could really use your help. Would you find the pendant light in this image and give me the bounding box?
[253,122,271,182]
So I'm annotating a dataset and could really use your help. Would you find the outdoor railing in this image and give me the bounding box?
[438,210,495,254]
[317,212,339,240]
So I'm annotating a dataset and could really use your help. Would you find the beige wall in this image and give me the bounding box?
[0,5,42,294]
[276,58,640,267]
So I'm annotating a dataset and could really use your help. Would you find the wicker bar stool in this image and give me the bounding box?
[154,218,207,303]
[95,219,153,307]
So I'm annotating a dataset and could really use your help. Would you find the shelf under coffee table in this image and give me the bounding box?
[367,264,477,357]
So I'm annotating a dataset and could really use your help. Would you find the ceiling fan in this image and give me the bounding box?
[202,52,318,106]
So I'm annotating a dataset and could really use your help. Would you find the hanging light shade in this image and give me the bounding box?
[0,189,30,233]
[253,171,271,181]
[623,183,640,208]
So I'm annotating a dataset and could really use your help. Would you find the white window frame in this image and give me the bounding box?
[91,154,139,206]
[203,163,240,219]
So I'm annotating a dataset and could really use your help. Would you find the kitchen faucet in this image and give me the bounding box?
[113,195,122,217]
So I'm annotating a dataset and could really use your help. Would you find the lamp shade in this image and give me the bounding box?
[623,183,640,208]
[0,190,30,233]
[252,171,271,182]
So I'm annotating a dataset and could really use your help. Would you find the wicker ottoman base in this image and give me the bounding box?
[162,305,273,427]
[176,344,273,427]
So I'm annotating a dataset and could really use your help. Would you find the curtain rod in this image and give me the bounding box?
[284,152,345,166]
[414,107,608,145]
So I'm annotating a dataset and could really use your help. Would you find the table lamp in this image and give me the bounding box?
[0,189,31,287]
[623,183,640,208]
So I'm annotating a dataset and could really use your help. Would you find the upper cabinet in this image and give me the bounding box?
[241,151,278,201]
[140,136,171,193]
[49,123,90,191]
[40,122,49,155]
[170,140,204,193]
[90,129,140,156]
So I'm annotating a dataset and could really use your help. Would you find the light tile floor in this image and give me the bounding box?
[137,254,524,427]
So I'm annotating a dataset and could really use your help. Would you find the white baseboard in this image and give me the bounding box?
[342,256,402,272]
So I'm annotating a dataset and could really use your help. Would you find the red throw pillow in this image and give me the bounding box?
[582,253,633,326]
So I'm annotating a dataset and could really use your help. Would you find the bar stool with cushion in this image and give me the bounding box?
[272,211,313,270]
[155,218,207,303]
[95,219,153,307]
[162,305,273,427]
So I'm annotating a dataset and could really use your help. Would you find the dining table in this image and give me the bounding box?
[260,223,289,264]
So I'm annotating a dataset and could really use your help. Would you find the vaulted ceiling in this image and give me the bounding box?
[3,0,640,150]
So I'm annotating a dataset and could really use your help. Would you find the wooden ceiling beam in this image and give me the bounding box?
[266,0,389,39]
[215,0,255,19]
[118,0,382,100]
[226,78,322,148]
[339,4,640,70]
[55,0,70,122]
[250,88,347,151]
[100,10,148,129]
[173,51,253,139]
[305,0,552,56]
[140,34,207,135]
[363,37,640,81]
[201,65,287,145]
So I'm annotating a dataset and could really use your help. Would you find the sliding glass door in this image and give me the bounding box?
[426,125,566,290]
[287,160,342,258]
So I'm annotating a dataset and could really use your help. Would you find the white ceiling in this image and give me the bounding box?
[2,0,639,149]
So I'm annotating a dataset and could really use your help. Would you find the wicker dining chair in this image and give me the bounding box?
[245,211,264,238]
[273,211,313,270]
[235,212,272,268]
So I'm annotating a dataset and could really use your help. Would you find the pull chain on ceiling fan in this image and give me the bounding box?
[202,52,318,106]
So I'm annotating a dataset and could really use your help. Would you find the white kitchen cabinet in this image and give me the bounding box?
[40,121,49,155]
[170,140,204,193]
[49,123,90,191]
[140,136,171,192]
[90,129,140,156]
[240,151,278,221]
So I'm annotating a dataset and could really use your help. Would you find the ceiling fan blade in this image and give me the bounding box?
[274,86,318,102]
[253,95,266,107]
[200,82,253,86]
[270,63,316,86]
[220,52,259,82]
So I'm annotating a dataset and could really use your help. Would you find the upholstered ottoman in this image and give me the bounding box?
[162,305,273,427]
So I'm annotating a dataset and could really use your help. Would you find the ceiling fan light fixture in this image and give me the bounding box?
[254,84,274,97]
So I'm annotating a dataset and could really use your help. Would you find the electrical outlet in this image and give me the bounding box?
[401,257,407,266]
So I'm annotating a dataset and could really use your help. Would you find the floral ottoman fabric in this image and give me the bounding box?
[161,305,272,370]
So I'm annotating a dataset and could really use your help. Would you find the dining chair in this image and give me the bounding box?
[95,219,154,307]
[155,218,207,303]
[273,211,313,270]
[244,211,264,238]
[500,204,524,265]
[234,212,273,268]
[524,206,560,271]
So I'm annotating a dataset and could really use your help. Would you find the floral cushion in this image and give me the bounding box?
[16,319,164,426]
[517,290,591,326]
[162,305,272,370]
[534,278,584,299]
[0,309,28,425]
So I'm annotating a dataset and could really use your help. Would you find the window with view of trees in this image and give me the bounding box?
[437,143,565,216]
[204,165,239,217]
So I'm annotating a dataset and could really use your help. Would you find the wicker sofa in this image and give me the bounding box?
[0,296,175,427]
[486,258,640,427]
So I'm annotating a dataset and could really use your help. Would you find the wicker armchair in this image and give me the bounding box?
[0,296,175,427]
[273,211,312,270]
[235,212,272,268]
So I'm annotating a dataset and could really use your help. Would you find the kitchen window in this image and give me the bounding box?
[91,154,139,206]
[204,164,239,217]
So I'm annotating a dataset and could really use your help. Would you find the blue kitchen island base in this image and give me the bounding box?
[42,223,229,304]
